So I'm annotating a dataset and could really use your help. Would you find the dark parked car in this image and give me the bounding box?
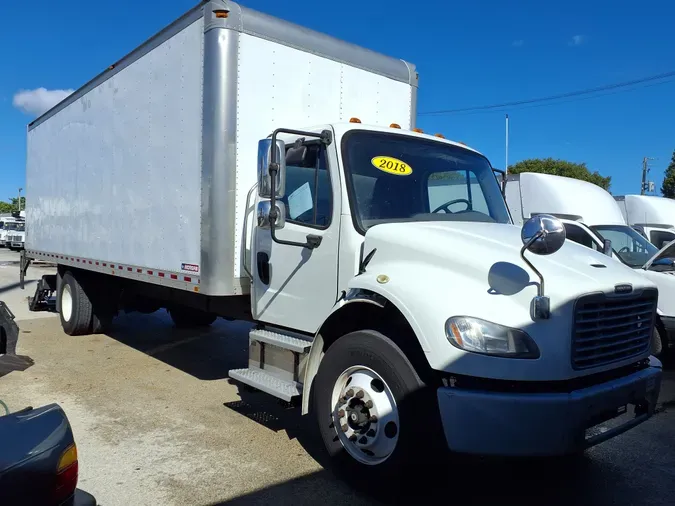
[0,402,97,505]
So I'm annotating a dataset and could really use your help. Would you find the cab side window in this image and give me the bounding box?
[650,230,675,250]
[281,145,332,228]
[563,223,600,251]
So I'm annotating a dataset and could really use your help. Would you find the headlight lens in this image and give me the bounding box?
[445,316,539,359]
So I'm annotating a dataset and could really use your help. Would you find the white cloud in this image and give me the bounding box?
[12,87,74,116]
[569,35,585,46]
[512,40,525,47]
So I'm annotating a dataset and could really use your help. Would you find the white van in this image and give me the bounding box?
[506,172,675,356]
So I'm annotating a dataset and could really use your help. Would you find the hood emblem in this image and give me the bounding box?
[614,284,633,295]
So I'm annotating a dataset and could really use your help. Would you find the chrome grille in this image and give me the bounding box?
[572,289,657,370]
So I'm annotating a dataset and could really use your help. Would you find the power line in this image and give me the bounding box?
[439,78,675,117]
[420,70,675,116]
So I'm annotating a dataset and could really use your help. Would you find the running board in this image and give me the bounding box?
[228,368,302,402]
[228,328,312,401]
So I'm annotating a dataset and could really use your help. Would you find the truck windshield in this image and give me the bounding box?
[6,222,25,231]
[591,225,658,268]
[341,131,510,232]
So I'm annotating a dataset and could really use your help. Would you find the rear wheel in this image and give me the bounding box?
[313,330,443,486]
[59,271,93,336]
[168,306,218,328]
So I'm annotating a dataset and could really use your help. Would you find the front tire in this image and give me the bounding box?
[59,271,93,336]
[651,326,663,357]
[313,330,442,485]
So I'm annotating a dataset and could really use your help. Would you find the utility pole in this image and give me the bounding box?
[641,157,656,195]
[18,188,22,212]
[505,114,509,176]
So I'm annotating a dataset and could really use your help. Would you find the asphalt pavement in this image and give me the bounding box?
[1,247,674,506]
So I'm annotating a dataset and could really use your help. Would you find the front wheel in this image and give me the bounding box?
[313,330,443,485]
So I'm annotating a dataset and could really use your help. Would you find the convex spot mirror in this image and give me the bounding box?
[257,200,286,230]
[257,138,286,198]
[521,214,566,255]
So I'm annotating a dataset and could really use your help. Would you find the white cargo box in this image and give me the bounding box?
[25,0,418,296]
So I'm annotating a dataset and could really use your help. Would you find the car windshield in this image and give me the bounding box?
[341,131,510,233]
[591,225,658,268]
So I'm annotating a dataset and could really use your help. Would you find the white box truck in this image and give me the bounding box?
[615,194,675,248]
[21,0,663,484]
[506,172,675,356]
[1,215,25,251]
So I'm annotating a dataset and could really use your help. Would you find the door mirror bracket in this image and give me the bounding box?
[258,128,332,250]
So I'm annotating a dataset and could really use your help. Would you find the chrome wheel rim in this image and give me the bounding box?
[330,366,400,465]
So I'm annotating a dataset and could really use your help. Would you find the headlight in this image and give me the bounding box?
[445,316,539,359]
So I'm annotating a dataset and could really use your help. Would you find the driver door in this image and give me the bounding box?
[250,140,341,333]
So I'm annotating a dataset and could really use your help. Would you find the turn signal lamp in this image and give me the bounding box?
[214,10,229,18]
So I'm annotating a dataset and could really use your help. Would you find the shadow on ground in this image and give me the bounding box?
[207,438,675,506]
[80,311,675,506]
[103,310,254,381]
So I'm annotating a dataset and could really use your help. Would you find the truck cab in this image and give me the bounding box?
[615,194,675,249]
[505,172,675,356]
[3,219,25,251]
[238,125,663,473]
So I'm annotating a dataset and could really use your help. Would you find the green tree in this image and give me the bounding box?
[661,150,675,199]
[508,158,611,191]
[0,197,25,214]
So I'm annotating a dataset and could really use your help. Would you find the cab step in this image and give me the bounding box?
[228,368,301,401]
[228,327,313,401]
[249,329,312,353]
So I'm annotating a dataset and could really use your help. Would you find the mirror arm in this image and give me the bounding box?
[520,231,545,297]
[267,128,332,250]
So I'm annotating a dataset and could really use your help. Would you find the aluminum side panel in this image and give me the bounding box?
[26,18,205,275]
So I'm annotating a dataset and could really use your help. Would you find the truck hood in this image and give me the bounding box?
[363,220,650,300]
[643,238,675,270]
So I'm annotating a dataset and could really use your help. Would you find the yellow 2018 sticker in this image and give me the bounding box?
[371,156,412,176]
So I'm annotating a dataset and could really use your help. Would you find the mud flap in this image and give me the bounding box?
[0,301,34,377]
[19,249,31,290]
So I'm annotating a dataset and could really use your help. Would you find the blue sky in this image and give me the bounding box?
[1,0,674,202]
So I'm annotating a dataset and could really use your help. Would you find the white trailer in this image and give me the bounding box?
[506,172,675,356]
[615,194,675,248]
[22,1,663,484]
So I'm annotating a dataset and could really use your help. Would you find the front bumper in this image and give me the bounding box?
[437,364,662,456]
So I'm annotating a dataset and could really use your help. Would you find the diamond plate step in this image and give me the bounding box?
[250,329,312,353]
[229,368,302,401]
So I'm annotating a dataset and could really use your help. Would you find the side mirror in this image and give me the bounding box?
[521,214,566,255]
[602,239,612,256]
[257,200,286,230]
[257,139,286,198]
